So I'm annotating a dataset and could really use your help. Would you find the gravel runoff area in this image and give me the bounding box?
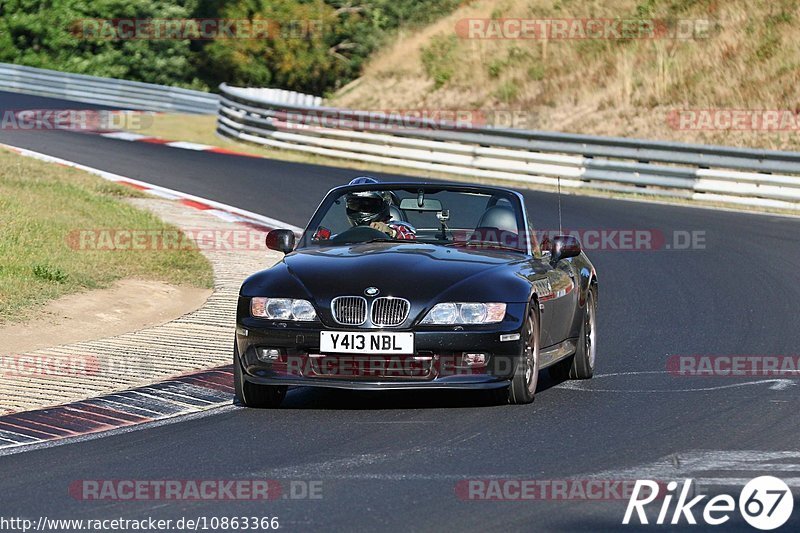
[0,197,283,414]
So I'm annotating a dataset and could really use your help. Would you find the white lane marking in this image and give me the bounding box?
[100,131,148,141]
[583,450,800,488]
[694,477,800,487]
[253,448,436,479]
[0,142,303,233]
[556,371,799,393]
[718,464,800,472]
[351,421,437,424]
[165,141,214,151]
[0,429,38,443]
[770,380,796,390]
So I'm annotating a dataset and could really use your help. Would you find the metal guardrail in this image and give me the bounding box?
[218,83,800,211]
[0,63,219,114]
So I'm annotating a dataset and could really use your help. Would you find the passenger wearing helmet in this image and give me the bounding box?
[345,177,416,240]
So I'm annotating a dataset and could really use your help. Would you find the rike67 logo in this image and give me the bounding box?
[624,477,794,530]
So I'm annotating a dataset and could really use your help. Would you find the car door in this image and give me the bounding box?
[543,259,579,346]
[523,259,577,351]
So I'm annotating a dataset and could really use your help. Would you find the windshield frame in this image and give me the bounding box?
[296,183,532,255]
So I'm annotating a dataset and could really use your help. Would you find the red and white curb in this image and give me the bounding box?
[97,130,264,158]
[0,367,234,455]
[0,142,302,234]
[0,142,301,451]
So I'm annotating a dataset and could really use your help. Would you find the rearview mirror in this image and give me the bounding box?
[550,235,581,263]
[399,198,443,211]
[266,229,295,254]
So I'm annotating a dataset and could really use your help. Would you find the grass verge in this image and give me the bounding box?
[0,148,214,323]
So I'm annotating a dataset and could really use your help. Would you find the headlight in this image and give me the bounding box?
[251,298,317,321]
[420,303,506,324]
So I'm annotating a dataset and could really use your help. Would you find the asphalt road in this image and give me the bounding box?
[1,91,799,531]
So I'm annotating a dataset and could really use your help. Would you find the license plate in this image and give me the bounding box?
[319,331,414,354]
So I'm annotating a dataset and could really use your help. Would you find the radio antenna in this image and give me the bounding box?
[557,176,563,234]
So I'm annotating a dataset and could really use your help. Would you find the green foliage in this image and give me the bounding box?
[32,264,68,283]
[487,59,504,79]
[527,63,545,81]
[634,0,658,18]
[0,0,463,95]
[420,34,458,88]
[0,0,205,89]
[494,80,518,103]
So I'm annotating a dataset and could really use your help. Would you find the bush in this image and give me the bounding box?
[420,34,458,88]
[0,0,464,95]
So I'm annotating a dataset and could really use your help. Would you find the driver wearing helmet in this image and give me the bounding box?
[345,176,416,240]
[345,190,417,240]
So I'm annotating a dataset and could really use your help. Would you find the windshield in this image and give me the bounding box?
[299,186,529,253]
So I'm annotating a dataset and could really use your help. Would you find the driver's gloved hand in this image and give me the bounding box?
[369,221,396,238]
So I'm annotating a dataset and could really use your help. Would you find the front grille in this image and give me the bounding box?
[331,296,367,325]
[371,297,410,327]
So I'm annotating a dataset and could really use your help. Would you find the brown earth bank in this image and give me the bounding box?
[0,279,210,355]
[331,0,800,151]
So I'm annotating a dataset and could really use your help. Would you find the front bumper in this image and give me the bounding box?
[235,307,527,390]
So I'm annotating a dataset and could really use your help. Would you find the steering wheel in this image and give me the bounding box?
[330,225,391,244]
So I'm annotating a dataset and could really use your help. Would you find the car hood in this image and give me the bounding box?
[241,242,533,307]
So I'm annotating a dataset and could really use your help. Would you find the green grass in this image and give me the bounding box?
[0,149,213,323]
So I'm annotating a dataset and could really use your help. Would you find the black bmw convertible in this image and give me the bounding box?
[234,181,597,407]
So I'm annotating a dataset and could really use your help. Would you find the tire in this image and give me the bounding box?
[570,287,597,379]
[548,286,597,381]
[505,303,540,405]
[233,342,287,408]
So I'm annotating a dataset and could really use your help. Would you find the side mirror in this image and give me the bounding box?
[551,235,581,263]
[266,229,295,254]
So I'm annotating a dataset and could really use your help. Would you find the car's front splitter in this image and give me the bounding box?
[239,372,512,391]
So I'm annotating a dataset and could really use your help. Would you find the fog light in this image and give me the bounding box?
[257,348,281,362]
[462,353,487,367]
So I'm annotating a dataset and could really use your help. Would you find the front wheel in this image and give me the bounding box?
[504,304,540,405]
[233,343,287,408]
